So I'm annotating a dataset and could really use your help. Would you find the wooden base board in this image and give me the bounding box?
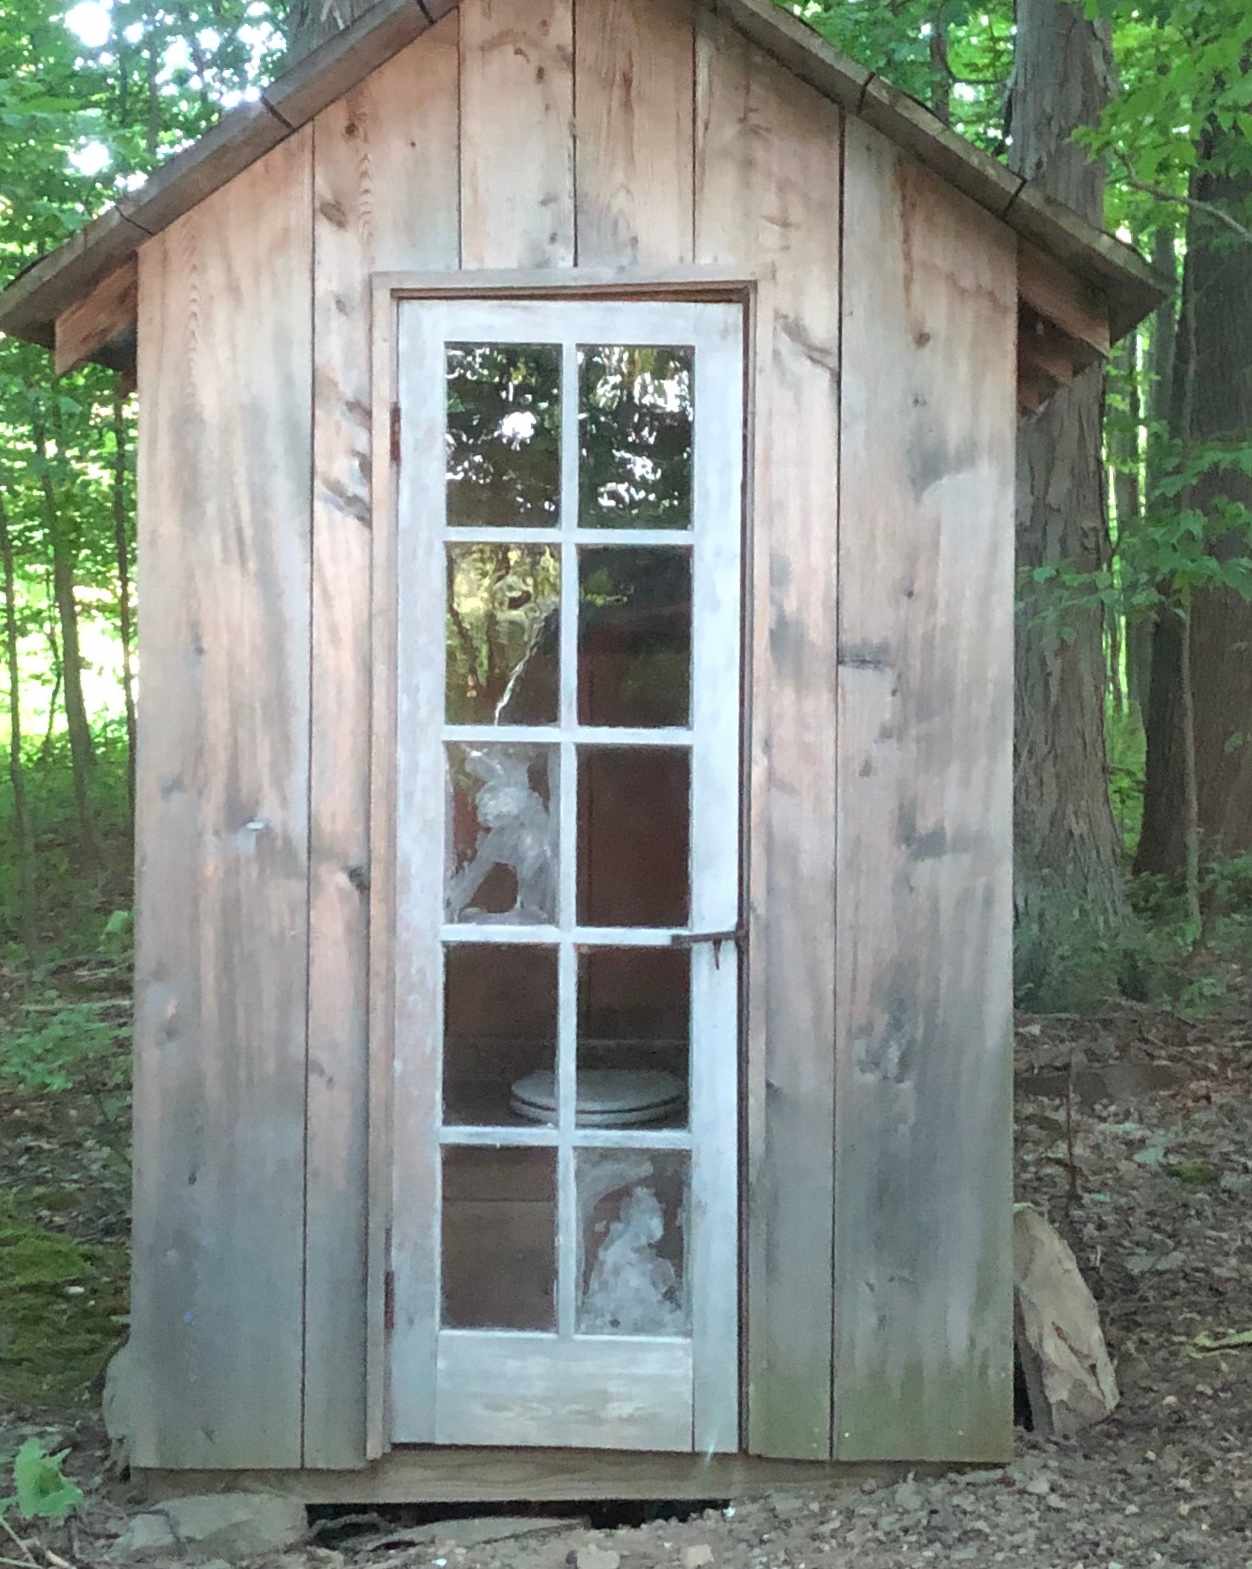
[137,1447,963,1504]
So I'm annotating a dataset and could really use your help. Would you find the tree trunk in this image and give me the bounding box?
[1136,134,1252,875]
[284,0,380,62]
[0,490,35,928]
[1130,225,1178,718]
[112,386,138,822]
[1110,331,1140,714]
[32,414,99,868]
[40,577,61,764]
[1008,0,1128,998]
[929,15,951,126]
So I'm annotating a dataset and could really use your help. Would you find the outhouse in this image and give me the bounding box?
[0,0,1164,1500]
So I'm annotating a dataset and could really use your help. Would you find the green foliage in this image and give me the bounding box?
[0,726,132,949]
[2,999,129,1100]
[1125,852,1252,1013]
[0,1438,84,1523]
[1080,0,1252,229]
[1025,437,1252,635]
[797,0,1013,155]
[1014,878,1147,1013]
[1108,705,1148,853]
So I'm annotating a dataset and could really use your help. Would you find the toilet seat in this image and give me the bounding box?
[509,1067,686,1127]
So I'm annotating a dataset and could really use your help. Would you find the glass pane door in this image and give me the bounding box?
[390,297,742,1454]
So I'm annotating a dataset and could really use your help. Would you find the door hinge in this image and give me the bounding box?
[384,1267,395,1334]
[389,402,401,466]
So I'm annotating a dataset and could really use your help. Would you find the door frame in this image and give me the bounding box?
[366,270,757,1460]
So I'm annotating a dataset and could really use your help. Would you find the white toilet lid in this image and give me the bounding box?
[510,1068,686,1127]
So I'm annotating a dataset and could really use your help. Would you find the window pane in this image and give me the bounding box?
[577,747,689,927]
[442,1146,556,1330]
[446,544,559,724]
[576,1149,689,1335]
[446,743,559,924]
[444,944,558,1126]
[578,345,692,529]
[446,343,560,527]
[577,947,688,1130]
[578,548,691,727]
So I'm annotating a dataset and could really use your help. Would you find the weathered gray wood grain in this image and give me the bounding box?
[834,119,1015,1462]
[574,0,695,266]
[54,258,137,375]
[459,0,574,267]
[264,0,431,129]
[120,102,289,234]
[132,130,313,1470]
[695,10,841,1460]
[138,1448,943,1502]
[303,17,459,1470]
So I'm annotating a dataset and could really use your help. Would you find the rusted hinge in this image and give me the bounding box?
[389,402,401,465]
[384,1268,395,1334]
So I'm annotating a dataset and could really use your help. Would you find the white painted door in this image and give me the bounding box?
[390,298,743,1453]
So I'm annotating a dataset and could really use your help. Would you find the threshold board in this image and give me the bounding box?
[136,1447,955,1504]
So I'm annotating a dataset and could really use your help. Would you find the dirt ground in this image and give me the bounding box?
[3,983,1250,1569]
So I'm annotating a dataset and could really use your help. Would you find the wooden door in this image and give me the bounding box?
[390,297,743,1453]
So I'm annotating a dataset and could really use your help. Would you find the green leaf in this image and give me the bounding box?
[11,1439,84,1523]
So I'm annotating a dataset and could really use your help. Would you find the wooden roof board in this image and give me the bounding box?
[0,0,1170,348]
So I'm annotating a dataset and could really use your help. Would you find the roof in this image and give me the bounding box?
[0,0,1169,356]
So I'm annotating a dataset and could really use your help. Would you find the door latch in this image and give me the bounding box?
[669,922,746,969]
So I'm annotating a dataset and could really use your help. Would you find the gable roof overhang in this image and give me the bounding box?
[0,0,1169,405]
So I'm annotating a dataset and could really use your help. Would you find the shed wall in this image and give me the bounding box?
[133,0,1013,1475]
[834,120,1016,1461]
[133,129,313,1469]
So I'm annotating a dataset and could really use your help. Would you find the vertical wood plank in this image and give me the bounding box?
[460,0,574,267]
[686,302,746,1453]
[305,19,460,1469]
[834,119,1015,1461]
[695,15,840,1460]
[132,129,313,1470]
[367,280,399,1460]
[574,0,695,266]
[387,299,449,1442]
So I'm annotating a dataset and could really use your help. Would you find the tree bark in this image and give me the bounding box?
[112,386,138,822]
[32,414,99,868]
[1009,0,1129,984]
[929,16,951,126]
[1128,225,1178,717]
[40,577,61,764]
[1136,131,1252,875]
[284,0,380,62]
[1110,331,1140,715]
[0,490,35,928]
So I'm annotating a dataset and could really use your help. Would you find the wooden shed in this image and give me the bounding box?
[0,0,1164,1500]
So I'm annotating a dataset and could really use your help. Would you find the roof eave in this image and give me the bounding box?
[0,0,1170,353]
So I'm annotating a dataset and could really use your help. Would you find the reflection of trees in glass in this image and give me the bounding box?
[579,346,693,528]
[446,344,561,526]
[579,548,691,726]
[445,545,559,723]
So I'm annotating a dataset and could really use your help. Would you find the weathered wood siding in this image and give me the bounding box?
[134,0,1014,1472]
[305,18,459,1468]
[133,129,313,1470]
[459,0,574,268]
[694,10,841,1461]
[833,119,1016,1460]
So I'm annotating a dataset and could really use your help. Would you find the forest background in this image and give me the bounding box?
[0,0,1248,1402]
